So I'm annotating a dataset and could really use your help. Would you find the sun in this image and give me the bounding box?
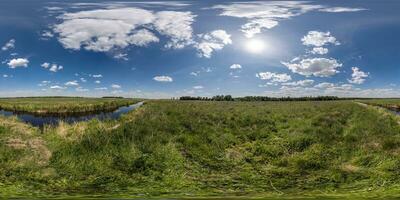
[245,39,265,54]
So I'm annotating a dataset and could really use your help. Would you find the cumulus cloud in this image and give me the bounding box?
[230,64,242,69]
[311,47,328,55]
[256,72,292,83]
[154,11,196,49]
[7,58,29,68]
[302,31,340,47]
[282,79,314,87]
[282,58,342,77]
[111,84,121,89]
[195,30,232,58]
[52,7,195,52]
[153,75,173,82]
[2,39,15,51]
[41,62,63,72]
[80,77,87,82]
[65,80,79,86]
[348,67,369,84]
[95,87,107,90]
[319,7,367,13]
[95,80,101,84]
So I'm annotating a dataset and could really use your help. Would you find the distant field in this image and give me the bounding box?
[0,97,139,114]
[358,99,400,110]
[1,100,400,198]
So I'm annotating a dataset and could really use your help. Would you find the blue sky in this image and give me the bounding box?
[0,0,400,98]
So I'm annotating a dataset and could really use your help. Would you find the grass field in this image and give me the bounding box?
[0,97,139,114]
[1,99,400,198]
[358,99,400,111]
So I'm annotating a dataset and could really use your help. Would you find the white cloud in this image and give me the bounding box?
[301,31,340,47]
[153,75,173,82]
[38,80,51,87]
[311,47,328,55]
[80,77,87,82]
[91,74,103,78]
[113,53,129,60]
[41,31,54,39]
[50,85,66,90]
[7,58,29,68]
[256,72,292,83]
[42,62,63,72]
[348,67,369,84]
[95,87,108,90]
[190,71,199,76]
[52,7,195,52]
[111,84,121,89]
[211,2,365,38]
[2,39,15,51]
[193,85,203,89]
[41,62,50,68]
[154,11,195,49]
[314,82,335,89]
[49,64,63,72]
[65,80,79,86]
[95,80,101,84]
[195,30,232,58]
[319,7,367,13]
[76,87,89,92]
[212,2,323,38]
[230,64,242,69]
[282,58,342,77]
[282,79,314,87]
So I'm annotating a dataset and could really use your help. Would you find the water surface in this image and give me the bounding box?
[0,101,144,127]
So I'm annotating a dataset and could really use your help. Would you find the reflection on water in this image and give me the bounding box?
[0,101,144,127]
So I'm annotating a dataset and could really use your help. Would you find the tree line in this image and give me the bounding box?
[179,95,346,101]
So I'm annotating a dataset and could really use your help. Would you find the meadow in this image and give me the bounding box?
[1,98,400,198]
[358,99,400,111]
[0,97,139,115]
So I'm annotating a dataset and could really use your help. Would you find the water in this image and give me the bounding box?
[0,101,144,127]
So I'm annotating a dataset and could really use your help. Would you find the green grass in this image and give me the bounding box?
[1,99,400,198]
[0,97,140,114]
[358,99,400,110]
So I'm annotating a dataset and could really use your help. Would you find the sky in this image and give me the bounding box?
[1,0,400,98]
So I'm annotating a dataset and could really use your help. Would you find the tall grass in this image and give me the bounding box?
[1,100,400,197]
[0,97,139,114]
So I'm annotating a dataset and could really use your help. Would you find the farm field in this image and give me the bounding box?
[1,99,400,199]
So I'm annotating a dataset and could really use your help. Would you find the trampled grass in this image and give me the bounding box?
[1,99,400,198]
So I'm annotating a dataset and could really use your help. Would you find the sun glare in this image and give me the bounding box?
[245,39,265,54]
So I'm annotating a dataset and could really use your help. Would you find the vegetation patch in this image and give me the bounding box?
[0,97,139,115]
[1,99,400,198]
